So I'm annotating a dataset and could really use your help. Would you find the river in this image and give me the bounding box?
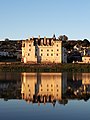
[0,72,90,120]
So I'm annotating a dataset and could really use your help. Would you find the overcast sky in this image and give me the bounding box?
[0,0,90,40]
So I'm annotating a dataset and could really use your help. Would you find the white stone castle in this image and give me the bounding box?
[22,35,67,63]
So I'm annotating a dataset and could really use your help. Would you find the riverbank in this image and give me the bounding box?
[0,62,90,72]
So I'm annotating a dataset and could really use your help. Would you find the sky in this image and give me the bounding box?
[0,0,90,40]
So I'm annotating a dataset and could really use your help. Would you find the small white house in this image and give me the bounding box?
[0,51,9,56]
[82,56,90,63]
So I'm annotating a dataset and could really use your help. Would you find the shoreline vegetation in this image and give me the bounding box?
[0,62,90,72]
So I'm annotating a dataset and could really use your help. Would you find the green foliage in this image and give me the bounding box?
[58,35,68,41]
[0,63,90,72]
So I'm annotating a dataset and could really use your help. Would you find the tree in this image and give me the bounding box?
[82,39,89,47]
[58,35,68,41]
[77,40,82,45]
[5,38,9,41]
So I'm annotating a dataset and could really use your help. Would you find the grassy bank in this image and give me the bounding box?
[0,62,90,72]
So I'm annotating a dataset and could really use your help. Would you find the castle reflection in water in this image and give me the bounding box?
[21,73,67,106]
[0,72,90,106]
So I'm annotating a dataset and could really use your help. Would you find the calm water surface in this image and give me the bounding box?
[0,72,90,120]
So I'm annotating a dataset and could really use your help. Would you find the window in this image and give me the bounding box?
[41,89,43,91]
[47,89,49,91]
[47,84,49,87]
[56,54,58,56]
[51,89,53,91]
[41,49,43,52]
[51,54,53,56]
[57,44,58,47]
[47,49,49,52]
[29,49,31,51]
[51,49,53,52]
[28,53,30,56]
[29,44,31,47]
[51,84,53,87]
[47,53,49,56]
[41,53,43,56]
[57,49,59,51]
[57,89,59,92]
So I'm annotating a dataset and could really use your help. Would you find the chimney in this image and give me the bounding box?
[44,36,46,45]
[41,39,43,46]
[47,39,49,46]
[51,39,54,46]
[38,35,40,39]
[32,36,34,40]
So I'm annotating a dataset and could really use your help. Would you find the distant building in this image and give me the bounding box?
[82,56,90,63]
[22,36,67,63]
[15,50,22,60]
[0,51,9,57]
